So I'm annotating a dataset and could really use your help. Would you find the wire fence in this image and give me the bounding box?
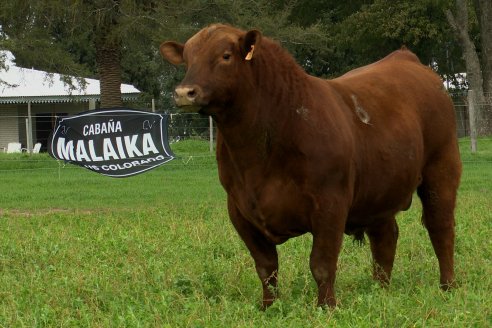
[0,112,214,151]
[2,92,492,148]
[0,111,217,174]
[3,112,492,148]
[453,91,492,139]
[0,98,491,180]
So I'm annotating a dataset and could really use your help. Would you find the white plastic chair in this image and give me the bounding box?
[32,143,42,154]
[5,142,22,153]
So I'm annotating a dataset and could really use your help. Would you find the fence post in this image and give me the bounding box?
[468,90,477,153]
[209,116,214,153]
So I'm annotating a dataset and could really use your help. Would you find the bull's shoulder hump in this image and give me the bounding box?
[338,48,421,80]
[382,47,421,64]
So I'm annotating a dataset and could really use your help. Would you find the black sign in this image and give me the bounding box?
[48,108,174,177]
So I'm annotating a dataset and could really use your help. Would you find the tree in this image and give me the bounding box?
[153,0,332,76]
[322,1,460,76]
[473,0,492,96]
[0,0,164,108]
[151,0,333,138]
[446,0,492,134]
[1,0,330,109]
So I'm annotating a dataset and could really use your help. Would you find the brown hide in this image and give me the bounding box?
[160,24,462,308]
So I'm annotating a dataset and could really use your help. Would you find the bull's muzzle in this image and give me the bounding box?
[174,85,203,112]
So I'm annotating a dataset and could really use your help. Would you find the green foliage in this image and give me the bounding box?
[328,0,462,76]
[0,1,92,77]
[152,0,332,80]
[0,0,474,99]
[0,0,325,100]
[0,138,491,326]
[0,0,170,101]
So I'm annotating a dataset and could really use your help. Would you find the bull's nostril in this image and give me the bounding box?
[175,86,199,106]
[187,90,196,98]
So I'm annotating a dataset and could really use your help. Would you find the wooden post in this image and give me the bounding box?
[468,90,477,152]
[25,118,30,154]
[209,116,214,153]
[27,101,33,153]
[152,98,156,113]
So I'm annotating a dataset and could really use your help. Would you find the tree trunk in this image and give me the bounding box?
[96,41,123,108]
[475,0,492,95]
[476,0,492,132]
[446,0,488,135]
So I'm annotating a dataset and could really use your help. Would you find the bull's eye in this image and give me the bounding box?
[222,53,232,60]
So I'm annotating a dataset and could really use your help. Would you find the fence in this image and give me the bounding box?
[0,111,215,153]
[1,91,490,151]
[453,91,492,137]
[167,113,215,152]
[0,114,214,182]
[0,111,216,175]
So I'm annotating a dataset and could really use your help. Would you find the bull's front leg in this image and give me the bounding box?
[227,199,279,309]
[310,206,346,308]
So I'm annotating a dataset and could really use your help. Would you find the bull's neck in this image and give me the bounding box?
[214,51,309,168]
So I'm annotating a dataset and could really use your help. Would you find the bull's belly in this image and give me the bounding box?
[345,186,416,236]
[225,165,421,244]
[228,179,314,244]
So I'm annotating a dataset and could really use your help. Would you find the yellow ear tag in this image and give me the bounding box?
[245,45,255,61]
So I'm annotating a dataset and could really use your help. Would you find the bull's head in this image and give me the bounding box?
[160,24,261,115]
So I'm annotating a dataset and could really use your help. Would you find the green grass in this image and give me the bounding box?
[0,138,491,327]
[458,137,492,162]
[458,137,492,193]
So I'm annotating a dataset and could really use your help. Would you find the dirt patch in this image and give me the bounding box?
[0,208,96,218]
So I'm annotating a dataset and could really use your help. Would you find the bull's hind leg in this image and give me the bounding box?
[366,218,399,285]
[417,147,461,290]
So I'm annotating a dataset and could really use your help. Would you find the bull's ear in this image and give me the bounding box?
[241,30,262,61]
[160,41,184,65]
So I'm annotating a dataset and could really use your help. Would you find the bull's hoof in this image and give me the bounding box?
[440,280,457,291]
[260,298,275,311]
[373,272,391,287]
[317,297,337,309]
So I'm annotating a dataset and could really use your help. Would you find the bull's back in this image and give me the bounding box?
[329,49,459,218]
[333,49,457,157]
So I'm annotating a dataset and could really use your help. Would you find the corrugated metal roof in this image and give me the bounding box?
[0,51,140,104]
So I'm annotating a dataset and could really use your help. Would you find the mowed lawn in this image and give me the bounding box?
[0,138,491,327]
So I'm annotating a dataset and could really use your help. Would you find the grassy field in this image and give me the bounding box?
[0,138,491,327]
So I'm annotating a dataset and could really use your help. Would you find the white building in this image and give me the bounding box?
[0,51,140,151]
